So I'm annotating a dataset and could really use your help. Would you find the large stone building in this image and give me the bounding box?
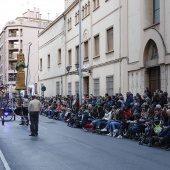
[0,7,51,94]
[38,0,170,97]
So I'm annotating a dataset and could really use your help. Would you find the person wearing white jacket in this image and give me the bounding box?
[96,108,112,129]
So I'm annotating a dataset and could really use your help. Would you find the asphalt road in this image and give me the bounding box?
[0,115,169,170]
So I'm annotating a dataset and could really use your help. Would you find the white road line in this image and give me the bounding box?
[39,124,93,149]
[0,150,11,170]
[39,124,48,130]
[68,138,93,149]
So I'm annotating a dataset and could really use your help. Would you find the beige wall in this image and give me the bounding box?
[38,0,170,97]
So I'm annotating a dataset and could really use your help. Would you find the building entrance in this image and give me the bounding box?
[83,77,89,96]
[149,66,160,95]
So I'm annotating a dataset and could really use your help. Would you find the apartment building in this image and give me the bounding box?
[38,0,170,97]
[0,32,5,84]
[0,7,51,93]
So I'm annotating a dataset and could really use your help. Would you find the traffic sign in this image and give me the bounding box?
[41,86,46,91]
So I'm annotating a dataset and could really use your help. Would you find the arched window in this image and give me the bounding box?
[70,17,72,29]
[67,19,70,30]
[82,6,85,18]
[85,4,88,16]
[88,1,90,15]
[75,12,77,24]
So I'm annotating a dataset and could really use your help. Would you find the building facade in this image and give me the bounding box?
[38,0,170,97]
[0,7,51,94]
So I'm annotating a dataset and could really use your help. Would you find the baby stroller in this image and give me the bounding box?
[139,120,162,147]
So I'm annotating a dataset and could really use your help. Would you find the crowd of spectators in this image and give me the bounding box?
[40,87,170,151]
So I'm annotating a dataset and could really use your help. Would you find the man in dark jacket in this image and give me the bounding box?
[126,92,133,107]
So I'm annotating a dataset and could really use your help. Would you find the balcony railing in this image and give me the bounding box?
[8,66,16,70]
[9,33,18,37]
[9,44,19,49]
[9,55,17,60]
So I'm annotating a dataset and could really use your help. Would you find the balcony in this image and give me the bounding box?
[9,33,18,37]
[9,55,17,61]
[9,44,19,50]
[8,66,16,71]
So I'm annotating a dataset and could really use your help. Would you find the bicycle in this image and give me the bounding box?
[0,97,15,124]
[0,93,27,124]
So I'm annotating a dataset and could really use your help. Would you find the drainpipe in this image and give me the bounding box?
[64,14,67,97]
[90,0,93,95]
[78,0,83,105]
[119,0,122,93]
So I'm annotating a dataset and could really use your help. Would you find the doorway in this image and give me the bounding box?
[149,66,160,95]
[83,77,89,96]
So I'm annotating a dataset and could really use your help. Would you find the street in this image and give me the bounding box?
[0,115,170,170]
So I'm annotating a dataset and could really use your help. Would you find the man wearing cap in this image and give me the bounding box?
[28,95,40,136]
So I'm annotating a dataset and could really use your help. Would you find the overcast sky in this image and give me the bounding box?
[0,0,64,31]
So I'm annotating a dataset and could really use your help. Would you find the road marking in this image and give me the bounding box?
[39,124,48,130]
[68,137,93,149]
[52,130,93,149]
[39,123,93,149]
[0,150,11,170]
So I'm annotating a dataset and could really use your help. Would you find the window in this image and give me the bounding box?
[70,18,72,29]
[153,0,160,24]
[68,49,72,66]
[94,79,99,96]
[94,34,100,57]
[82,6,85,19]
[68,82,72,95]
[58,49,61,64]
[84,41,89,60]
[75,45,79,64]
[75,81,79,95]
[68,19,70,30]
[107,27,113,52]
[40,58,42,71]
[56,81,60,95]
[106,76,113,95]
[75,12,79,25]
[48,54,50,68]
[68,17,72,30]
[88,1,90,14]
[85,4,88,17]
[82,2,90,18]
[93,0,99,10]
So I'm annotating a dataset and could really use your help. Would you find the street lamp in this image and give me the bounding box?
[78,0,82,105]
[26,42,32,95]
[75,63,79,70]
[66,66,71,73]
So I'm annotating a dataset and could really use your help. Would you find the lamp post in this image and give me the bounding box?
[26,42,32,95]
[78,0,82,105]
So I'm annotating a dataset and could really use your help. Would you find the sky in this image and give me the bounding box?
[0,0,65,30]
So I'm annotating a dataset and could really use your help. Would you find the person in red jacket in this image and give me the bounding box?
[49,102,62,119]
[121,103,131,119]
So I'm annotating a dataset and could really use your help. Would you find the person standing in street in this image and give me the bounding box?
[22,95,29,125]
[28,95,40,136]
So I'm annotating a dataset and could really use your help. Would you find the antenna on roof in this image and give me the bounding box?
[47,13,50,22]
[27,0,29,9]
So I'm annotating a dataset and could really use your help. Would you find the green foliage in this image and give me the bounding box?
[15,62,26,71]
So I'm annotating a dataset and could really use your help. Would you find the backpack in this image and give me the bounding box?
[153,124,162,135]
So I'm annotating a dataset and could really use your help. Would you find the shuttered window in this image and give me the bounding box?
[94,79,99,96]
[94,34,99,57]
[75,81,79,95]
[68,82,72,95]
[56,81,60,95]
[107,27,113,52]
[106,76,113,95]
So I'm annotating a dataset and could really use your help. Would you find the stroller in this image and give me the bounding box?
[139,120,162,147]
